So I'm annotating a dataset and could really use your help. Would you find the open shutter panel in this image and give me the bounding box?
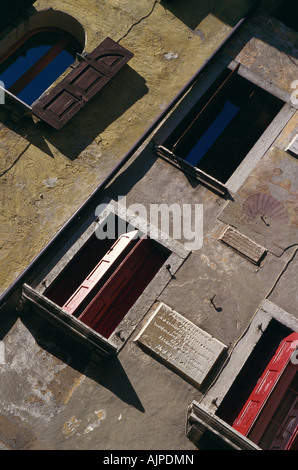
[32,37,134,130]
[172,63,240,154]
[78,237,167,338]
[44,236,114,307]
[233,332,298,437]
[286,427,298,450]
[62,230,138,314]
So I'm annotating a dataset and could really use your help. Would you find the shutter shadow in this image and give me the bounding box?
[32,37,134,130]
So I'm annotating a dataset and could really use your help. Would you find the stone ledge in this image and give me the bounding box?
[186,401,261,450]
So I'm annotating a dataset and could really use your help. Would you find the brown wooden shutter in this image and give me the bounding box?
[32,37,134,130]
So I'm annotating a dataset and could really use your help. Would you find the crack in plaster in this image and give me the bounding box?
[0,143,31,177]
[117,0,159,43]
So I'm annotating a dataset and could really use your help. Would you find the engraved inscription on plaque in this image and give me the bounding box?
[219,225,267,265]
[135,303,226,387]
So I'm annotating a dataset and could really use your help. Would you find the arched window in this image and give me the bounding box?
[0,28,82,106]
[0,27,133,130]
[233,332,298,450]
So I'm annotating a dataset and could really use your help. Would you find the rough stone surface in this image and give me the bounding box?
[218,146,298,257]
[0,0,297,452]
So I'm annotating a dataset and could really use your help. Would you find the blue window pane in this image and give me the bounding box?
[0,31,78,105]
[17,48,76,105]
[0,32,61,90]
[185,99,240,167]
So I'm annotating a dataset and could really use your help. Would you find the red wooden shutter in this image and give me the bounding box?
[32,37,133,130]
[286,427,298,450]
[45,236,114,307]
[78,237,167,338]
[233,332,298,437]
[62,230,138,314]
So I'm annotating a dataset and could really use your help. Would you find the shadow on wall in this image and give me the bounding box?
[20,309,145,413]
[161,0,298,61]
[1,1,297,162]
[0,65,148,161]
[103,138,202,205]
[160,0,257,30]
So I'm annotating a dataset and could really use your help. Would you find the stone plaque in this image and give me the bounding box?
[135,303,226,387]
[219,225,267,265]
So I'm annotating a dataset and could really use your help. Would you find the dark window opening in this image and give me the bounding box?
[162,67,284,184]
[272,0,298,32]
[44,218,170,339]
[0,1,37,31]
[45,234,116,308]
[0,29,81,106]
[218,323,298,450]
[216,320,292,425]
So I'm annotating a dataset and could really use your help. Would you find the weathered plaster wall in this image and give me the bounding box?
[0,0,252,295]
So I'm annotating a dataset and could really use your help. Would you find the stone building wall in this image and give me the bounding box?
[0,0,297,451]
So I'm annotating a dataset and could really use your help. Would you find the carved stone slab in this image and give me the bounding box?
[135,303,226,387]
[219,225,267,265]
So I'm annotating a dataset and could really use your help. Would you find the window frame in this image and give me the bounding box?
[155,60,295,196]
[186,300,298,450]
[232,332,298,448]
[20,198,189,357]
[0,26,81,65]
[0,31,133,129]
[0,27,82,106]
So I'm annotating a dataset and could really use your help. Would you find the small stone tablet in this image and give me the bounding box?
[219,225,267,265]
[135,303,226,387]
